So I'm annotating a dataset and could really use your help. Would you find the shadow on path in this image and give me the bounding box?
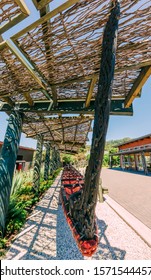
[6,176,126,260]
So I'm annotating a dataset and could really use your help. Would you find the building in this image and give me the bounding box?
[110,134,151,175]
[0,141,35,171]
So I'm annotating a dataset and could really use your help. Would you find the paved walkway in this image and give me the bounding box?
[101,168,151,229]
[4,174,151,260]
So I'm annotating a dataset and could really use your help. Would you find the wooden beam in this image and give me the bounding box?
[39,5,58,106]
[85,76,98,108]
[14,0,30,14]
[12,0,81,40]
[46,140,83,147]
[0,1,30,34]
[125,66,151,108]
[59,117,65,144]
[6,40,46,90]
[32,0,52,10]
[26,118,92,138]
[0,99,133,115]
[23,92,34,106]
[1,97,15,107]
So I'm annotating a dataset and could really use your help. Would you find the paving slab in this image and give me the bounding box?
[101,168,151,229]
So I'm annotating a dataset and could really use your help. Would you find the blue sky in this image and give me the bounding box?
[1,0,151,148]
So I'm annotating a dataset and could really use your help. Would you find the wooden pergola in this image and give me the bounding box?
[0,0,151,241]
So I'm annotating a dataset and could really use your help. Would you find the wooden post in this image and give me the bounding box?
[44,142,51,180]
[120,155,125,170]
[49,161,53,176]
[33,135,43,191]
[0,111,23,236]
[141,152,148,175]
[128,155,131,169]
[52,147,57,170]
[98,178,103,203]
[134,154,138,171]
[109,154,112,168]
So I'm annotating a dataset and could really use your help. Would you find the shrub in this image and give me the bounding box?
[0,167,62,253]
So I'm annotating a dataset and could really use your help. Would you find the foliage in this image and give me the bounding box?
[0,167,62,256]
[105,137,131,152]
[62,154,74,164]
[11,170,33,196]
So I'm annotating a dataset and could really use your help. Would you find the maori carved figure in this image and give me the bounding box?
[33,135,43,192]
[69,0,120,240]
[52,147,60,171]
[0,111,23,236]
[44,142,51,180]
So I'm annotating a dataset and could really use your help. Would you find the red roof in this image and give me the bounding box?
[0,141,35,151]
[116,133,151,148]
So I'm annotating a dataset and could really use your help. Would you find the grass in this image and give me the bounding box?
[0,167,62,258]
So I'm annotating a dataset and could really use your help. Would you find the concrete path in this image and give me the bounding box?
[101,168,151,229]
[5,174,151,260]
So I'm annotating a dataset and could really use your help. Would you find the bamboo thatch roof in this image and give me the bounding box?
[23,115,92,153]
[0,0,30,34]
[0,0,151,153]
[11,0,151,105]
[0,41,47,105]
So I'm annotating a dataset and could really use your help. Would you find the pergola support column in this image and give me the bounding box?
[128,155,131,169]
[134,154,138,171]
[33,135,43,191]
[141,152,148,175]
[109,154,112,168]
[44,142,51,180]
[0,111,23,236]
[120,155,125,170]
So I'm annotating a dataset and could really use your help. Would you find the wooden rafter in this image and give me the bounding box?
[12,0,81,40]
[0,0,30,34]
[125,66,151,108]
[59,116,65,144]
[1,97,15,107]
[32,0,52,10]
[0,100,133,116]
[6,40,46,90]
[39,4,58,106]
[23,92,34,107]
[85,77,98,108]
[26,118,92,138]
[45,140,83,147]
[53,58,151,87]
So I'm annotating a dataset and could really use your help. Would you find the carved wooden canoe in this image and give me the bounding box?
[60,165,99,257]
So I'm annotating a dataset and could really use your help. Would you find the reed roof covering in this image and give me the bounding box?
[23,115,92,152]
[0,41,50,104]
[0,0,151,153]
[11,0,151,103]
[0,0,30,34]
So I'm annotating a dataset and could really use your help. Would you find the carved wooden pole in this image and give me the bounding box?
[44,142,51,180]
[0,111,23,236]
[56,149,61,168]
[52,147,57,170]
[33,135,43,192]
[49,161,53,176]
[69,0,120,239]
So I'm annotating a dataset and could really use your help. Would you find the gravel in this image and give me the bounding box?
[5,175,151,260]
